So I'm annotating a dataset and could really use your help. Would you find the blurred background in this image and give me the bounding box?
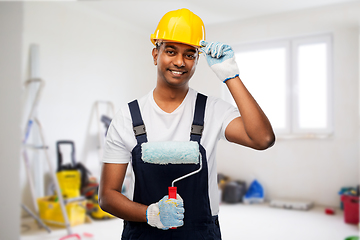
[0,0,359,239]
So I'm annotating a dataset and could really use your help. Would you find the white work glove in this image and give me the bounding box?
[146,194,184,230]
[200,40,240,83]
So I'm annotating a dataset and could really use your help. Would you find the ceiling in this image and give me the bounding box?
[81,0,360,32]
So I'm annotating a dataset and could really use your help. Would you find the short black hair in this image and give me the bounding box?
[155,41,163,50]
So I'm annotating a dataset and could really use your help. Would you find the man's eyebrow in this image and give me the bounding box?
[164,44,177,50]
[164,44,198,53]
[185,49,197,54]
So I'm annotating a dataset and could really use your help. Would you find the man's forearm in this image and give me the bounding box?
[225,76,275,148]
[99,189,148,222]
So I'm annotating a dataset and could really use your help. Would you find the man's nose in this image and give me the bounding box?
[173,54,185,67]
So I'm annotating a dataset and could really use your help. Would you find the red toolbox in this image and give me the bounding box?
[341,195,360,224]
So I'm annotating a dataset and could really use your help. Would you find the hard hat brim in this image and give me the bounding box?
[150,36,202,48]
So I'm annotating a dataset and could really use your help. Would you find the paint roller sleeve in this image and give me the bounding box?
[141,141,200,165]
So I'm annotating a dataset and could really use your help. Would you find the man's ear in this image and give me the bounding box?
[152,48,158,66]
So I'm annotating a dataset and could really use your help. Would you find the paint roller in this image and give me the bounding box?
[141,141,202,199]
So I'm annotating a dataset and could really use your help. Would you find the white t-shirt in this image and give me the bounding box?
[102,88,240,215]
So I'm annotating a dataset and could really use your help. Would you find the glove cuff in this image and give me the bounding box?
[210,57,240,83]
[146,203,166,229]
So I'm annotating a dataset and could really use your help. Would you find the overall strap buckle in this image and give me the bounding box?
[191,124,204,136]
[128,100,148,144]
[190,93,207,142]
[133,124,146,136]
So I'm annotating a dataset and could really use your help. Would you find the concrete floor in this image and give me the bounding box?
[21,203,359,240]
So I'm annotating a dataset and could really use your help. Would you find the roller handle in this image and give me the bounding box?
[168,186,177,229]
[168,186,177,199]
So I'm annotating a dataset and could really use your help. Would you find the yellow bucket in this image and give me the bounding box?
[37,196,86,227]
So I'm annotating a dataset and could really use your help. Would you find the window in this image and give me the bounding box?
[223,34,333,137]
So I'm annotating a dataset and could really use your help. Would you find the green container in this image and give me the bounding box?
[345,236,359,240]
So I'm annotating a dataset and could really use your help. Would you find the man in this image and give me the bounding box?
[99,8,275,240]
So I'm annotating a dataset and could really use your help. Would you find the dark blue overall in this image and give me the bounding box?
[121,93,221,240]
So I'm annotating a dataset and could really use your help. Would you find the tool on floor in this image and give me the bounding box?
[325,207,335,215]
[141,141,202,228]
[243,179,265,204]
[269,199,314,211]
[56,140,91,198]
[83,185,115,220]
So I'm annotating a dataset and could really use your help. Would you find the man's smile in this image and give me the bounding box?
[169,69,187,76]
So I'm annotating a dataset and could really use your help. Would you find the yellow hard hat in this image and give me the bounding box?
[150,8,206,48]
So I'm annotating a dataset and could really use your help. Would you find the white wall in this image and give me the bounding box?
[18,1,360,221]
[208,2,360,207]
[0,3,354,239]
[20,2,156,211]
[0,3,23,240]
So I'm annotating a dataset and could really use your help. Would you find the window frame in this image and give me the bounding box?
[226,33,333,138]
[291,34,333,136]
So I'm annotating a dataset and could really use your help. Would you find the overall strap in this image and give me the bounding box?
[128,100,148,144]
[190,93,208,143]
